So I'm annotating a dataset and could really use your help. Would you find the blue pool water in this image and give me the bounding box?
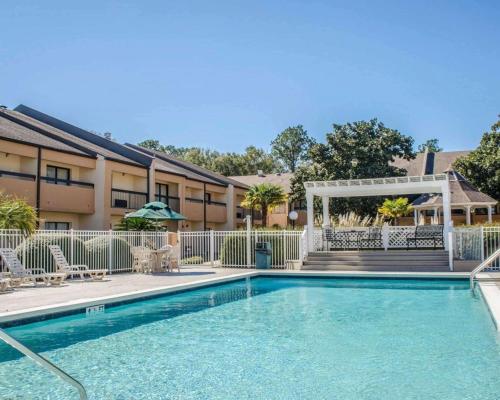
[1,278,499,399]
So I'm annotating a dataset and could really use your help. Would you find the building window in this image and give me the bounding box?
[155,183,168,203]
[47,165,70,185]
[204,193,212,203]
[45,222,70,230]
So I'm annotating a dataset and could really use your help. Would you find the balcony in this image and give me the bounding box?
[184,197,204,221]
[206,201,227,223]
[40,177,94,214]
[0,170,36,206]
[155,195,181,213]
[236,206,262,221]
[111,188,147,210]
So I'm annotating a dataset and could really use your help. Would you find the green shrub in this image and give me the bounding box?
[180,256,204,265]
[220,234,248,266]
[84,236,132,270]
[16,234,87,273]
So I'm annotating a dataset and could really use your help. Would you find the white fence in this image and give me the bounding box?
[453,226,500,270]
[179,230,303,269]
[0,230,168,274]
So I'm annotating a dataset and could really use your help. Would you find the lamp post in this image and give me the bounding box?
[288,210,298,229]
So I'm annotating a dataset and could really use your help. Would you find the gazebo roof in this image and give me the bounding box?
[412,170,497,208]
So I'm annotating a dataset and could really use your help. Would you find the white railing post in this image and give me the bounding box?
[108,229,113,274]
[480,225,485,262]
[177,230,182,262]
[246,216,252,268]
[448,229,454,271]
[382,223,389,251]
[209,230,215,267]
[70,228,74,265]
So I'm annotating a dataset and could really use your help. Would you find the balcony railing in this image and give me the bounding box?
[40,176,94,188]
[167,196,181,212]
[111,188,147,209]
[186,197,204,204]
[236,206,262,220]
[207,200,226,207]
[0,170,36,181]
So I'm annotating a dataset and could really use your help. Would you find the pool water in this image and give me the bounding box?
[1,278,499,399]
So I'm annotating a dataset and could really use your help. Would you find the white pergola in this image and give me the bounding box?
[304,174,452,252]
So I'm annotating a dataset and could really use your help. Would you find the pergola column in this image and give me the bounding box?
[465,205,471,225]
[306,192,314,251]
[433,207,439,224]
[442,181,451,251]
[413,209,418,225]
[487,206,493,223]
[322,197,330,227]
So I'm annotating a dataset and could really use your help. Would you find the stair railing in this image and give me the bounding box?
[470,248,500,289]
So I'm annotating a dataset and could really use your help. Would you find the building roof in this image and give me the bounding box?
[412,170,497,208]
[391,150,471,176]
[230,172,293,193]
[0,110,91,156]
[127,144,249,189]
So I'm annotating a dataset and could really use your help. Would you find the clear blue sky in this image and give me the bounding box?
[1,0,499,152]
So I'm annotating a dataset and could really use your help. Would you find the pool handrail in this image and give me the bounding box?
[470,248,500,289]
[0,327,88,400]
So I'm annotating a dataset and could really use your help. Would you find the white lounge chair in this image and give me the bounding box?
[48,245,107,281]
[0,248,66,286]
[0,273,11,292]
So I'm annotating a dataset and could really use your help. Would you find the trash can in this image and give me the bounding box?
[255,241,272,269]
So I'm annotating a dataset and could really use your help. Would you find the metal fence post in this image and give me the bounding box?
[480,226,485,261]
[246,216,252,268]
[108,230,113,274]
[70,228,74,265]
[209,230,215,266]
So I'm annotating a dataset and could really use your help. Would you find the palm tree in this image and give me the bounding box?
[241,183,287,227]
[377,197,413,226]
[0,192,37,236]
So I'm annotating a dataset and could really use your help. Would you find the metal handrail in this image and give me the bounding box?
[470,248,500,289]
[0,328,88,399]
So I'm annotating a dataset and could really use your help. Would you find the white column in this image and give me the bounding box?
[306,192,314,252]
[413,209,418,225]
[322,196,330,227]
[487,206,493,224]
[442,181,452,251]
[465,205,471,225]
[433,207,439,225]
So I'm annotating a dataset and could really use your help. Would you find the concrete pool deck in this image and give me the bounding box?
[0,267,499,330]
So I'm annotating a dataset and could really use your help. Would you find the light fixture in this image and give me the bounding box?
[351,158,358,167]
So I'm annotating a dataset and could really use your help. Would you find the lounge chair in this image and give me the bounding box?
[406,225,444,250]
[0,248,66,286]
[0,274,11,292]
[48,245,107,281]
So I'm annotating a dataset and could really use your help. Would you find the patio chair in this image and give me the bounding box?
[162,245,180,273]
[48,245,107,281]
[358,227,383,250]
[131,247,152,273]
[0,248,66,286]
[323,227,347,251]
[406,225,444,250]
[0,274,11,293]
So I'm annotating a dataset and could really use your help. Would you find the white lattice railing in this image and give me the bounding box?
[178,230,303,269]
[0,230,168,274]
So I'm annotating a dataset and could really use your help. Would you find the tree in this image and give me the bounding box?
[453,115,500,200]
[241,183,287,227]
[418,138,443,153]
[0,193,37,235]
[137,140,281,176]
[271,125,315,172]
[290,119,415,217]
[378,197,413,225]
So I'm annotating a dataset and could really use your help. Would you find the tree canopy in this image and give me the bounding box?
[138,140,281,177]
[453,115,500,200]
[417,138,443,153]
[290,119,415,216]
[241,183,287,227]
[0,192,37,235]
[271,125,315,172]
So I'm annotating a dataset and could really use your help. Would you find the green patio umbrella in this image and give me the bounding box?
[125,201,186,221]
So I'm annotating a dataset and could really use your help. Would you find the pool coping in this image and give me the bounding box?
[478,281,500,331]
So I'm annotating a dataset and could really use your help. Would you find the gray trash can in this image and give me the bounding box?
[255,241,272,269]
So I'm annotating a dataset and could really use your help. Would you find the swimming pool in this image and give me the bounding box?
[1,277,499,399]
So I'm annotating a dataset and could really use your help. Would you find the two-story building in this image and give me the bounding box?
[0,105,249,230]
